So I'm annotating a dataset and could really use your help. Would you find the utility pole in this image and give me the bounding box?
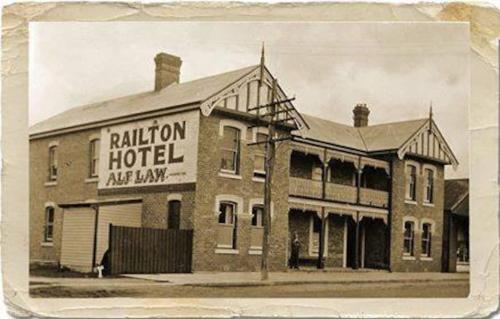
[260,79,277,281]
[247,44,307,281]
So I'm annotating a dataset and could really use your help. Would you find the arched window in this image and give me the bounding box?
[167,200,181,230]
[220,127,241,174]
[217,201,237,249]
[403,221,415,256]
[251,204,264,227]
[44,206,55,242]
[421,222,432,257]
[48,145,58,181]
[423,167,435,204]
[89,139,100,178]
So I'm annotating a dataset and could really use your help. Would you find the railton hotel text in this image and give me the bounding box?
[30,51,459,273]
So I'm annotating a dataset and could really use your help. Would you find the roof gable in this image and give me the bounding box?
[200,65,307,130]
[397,119,459,168]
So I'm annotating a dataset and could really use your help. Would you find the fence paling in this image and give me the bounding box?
[109,225,193,275]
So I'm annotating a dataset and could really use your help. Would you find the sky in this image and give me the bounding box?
[30,22,469,178]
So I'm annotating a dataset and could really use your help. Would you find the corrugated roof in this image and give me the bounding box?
[296,114,428,152]
[359,118,428,152]
[30,65,259,136]
[299,114,367,150]
[444,179,469,213]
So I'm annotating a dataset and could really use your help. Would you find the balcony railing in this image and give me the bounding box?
[289,177,389,208]
[360,188,389,208]
[325,182,357,203]
[289,177,322,198]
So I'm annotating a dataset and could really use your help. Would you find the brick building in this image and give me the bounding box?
[29,52,458,273]
[442,179,469,273]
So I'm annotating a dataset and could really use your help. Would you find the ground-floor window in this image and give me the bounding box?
[217,201,237,249]
[403,221,415,256]
[421,222,432,257]
[250,204,264,250]
[44,206,55,242]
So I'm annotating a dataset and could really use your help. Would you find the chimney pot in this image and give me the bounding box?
[353,103,370,127]
[154,52,182,92]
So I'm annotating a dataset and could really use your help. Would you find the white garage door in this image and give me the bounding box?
[60,207,96,273]
[95,203,142,265]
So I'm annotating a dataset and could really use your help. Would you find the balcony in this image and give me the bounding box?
[360,188,389,208]
[325,182,357,203]
[289,177,389,208]
[289,177,322,198]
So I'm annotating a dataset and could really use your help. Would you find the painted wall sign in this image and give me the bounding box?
[98,111,199,189]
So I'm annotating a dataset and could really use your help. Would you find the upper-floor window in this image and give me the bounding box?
[424,168,434,204]
[220,126,240,174]
[167,200,181,230]
[44,206,55,242]
[48,145,58,181]
[403,221,415,256]
[254,133,267,176]
[421,223,432,257]
[406,164,417,201]
[89,139,100,178]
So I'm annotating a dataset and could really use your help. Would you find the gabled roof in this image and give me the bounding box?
[444,179,469,215]
[359,118,428,152]
[297,113,428,152]
[295,113,458,167]
[30,65,259,136]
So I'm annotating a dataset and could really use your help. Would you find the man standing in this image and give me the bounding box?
[290,231,301,269]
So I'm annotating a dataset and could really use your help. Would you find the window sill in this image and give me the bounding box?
[420,256,433,261]
[41,242,54,247]
[85,177,99,183]
[402,255,416,260]
[252,176,265,183]
[218,172,242,180]
[215,248,239,255]
[422,202,435,207]
[404,200,417,205]
[248,249,262,255]
[44,181,58,187]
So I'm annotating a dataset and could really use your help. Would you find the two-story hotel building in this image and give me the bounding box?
[29,52,458,273]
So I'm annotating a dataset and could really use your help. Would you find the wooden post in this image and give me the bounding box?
[91,204,100,270]
[317,155,328,269]
[317,209,326,269]
[354,211,360,270]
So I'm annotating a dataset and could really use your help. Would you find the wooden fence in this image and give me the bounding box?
[108,225,193,275]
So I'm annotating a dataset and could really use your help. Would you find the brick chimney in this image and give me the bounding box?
[154,52,182,91]
[353,103,370,127]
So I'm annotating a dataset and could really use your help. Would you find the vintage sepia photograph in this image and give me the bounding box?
[27,21,470,299]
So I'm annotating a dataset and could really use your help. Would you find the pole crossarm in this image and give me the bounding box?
[247,97,296,112]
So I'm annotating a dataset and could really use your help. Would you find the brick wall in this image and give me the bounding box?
[389,157,445,272]
[192,112,291,272]
[30,128,100,264]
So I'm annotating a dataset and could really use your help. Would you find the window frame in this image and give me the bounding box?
[43,206,55,243]
[423,165,436,205]
[88,138,100,178]
[251,204,264,228]
[421,222,432,257]
[403,221,415,256]
[220,126,241,175]
[48,144,58,182]
[405,162,419,202]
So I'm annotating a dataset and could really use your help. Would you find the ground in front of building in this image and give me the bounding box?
[30,269,469,298]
